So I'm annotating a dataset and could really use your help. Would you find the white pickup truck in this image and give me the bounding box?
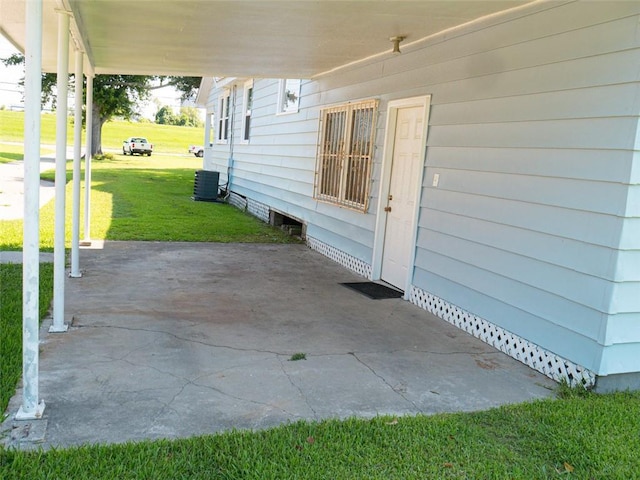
[188,145,204,157]
[189,143,213,157]
[123,137,153,156]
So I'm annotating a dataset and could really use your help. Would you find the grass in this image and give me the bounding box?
[1,390,640,478]
[101,121,204,154]
[0,143,55,164]
[0,263,54,414]
[0,151,23,164]
[1,154,298,250]
[0,110,82,146]
[0,110,203,154]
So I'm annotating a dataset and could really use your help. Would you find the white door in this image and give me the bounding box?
[381,106,425,289]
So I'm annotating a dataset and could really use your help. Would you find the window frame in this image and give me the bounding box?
[276,79,301,115]
[216,89,231,144]
[314,99,379,212]
[241,79,254,143]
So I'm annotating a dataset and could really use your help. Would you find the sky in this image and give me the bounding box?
[0,35,190,119]
[0,36,23,109]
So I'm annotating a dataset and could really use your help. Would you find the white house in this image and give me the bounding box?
[2,1,640,419]
[197,1,640,391]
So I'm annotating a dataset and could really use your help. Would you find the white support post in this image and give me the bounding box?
[82,73,93,245]
[70,50,83,278]
[203,111,211,167]
[50,10,70,333]
[17,0,45,421]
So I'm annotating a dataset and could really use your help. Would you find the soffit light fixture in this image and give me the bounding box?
[389,36,406,54]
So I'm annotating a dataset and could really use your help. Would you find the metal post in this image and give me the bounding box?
[82,73,93,245]
[50,10,70,333]
[16,0,45,420]
[70,50,83,278]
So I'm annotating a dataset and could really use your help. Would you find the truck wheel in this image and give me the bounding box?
[196,150,203,157]
[123,148,127,155]
[147,152,152,157]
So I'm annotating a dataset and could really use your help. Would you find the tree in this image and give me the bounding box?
[161,76,201,102]
[90,74,153,154]
[155,105,178,125]
[1,53,201,154]
[155,105,202,128]
[178,107,203,128]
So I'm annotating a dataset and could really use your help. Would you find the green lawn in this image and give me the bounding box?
[0,110,204,154]
[101,121,204,154]
[1,388,640,479]
[1,154,296,251]
[0,264,54,414]
[2,112,640,478]
[0,110,83,146]
[0,143,55,164]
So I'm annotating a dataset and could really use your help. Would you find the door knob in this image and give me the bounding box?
[384,206,392,212]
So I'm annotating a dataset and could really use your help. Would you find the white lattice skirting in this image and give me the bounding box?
[232,200,594,387]
[229,193,269,222]
[409,286,596,388]
[228,192,247,211]
[247,198,270,223]
[306,236,372,279]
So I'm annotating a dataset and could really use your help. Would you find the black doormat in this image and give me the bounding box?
[341,282,403,300]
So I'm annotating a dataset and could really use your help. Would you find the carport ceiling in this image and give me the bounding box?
[1,0,531,78]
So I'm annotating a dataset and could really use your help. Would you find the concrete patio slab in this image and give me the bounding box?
[1,241,556,450]
[0,251,54,263]
[0,154,57,221]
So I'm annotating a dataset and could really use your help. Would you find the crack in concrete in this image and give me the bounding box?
[73,346,302,420]
[67,323,505,423]
[277,355,318,420]
[116,355,304,422]
[151,381,186,420]
[75,323,285,356]
[75,323,491,359]
[304,348,499,359]
[349,352,423,412]
[190,376,303,420]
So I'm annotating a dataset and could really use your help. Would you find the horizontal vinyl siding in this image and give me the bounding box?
[414,230,613,319]
[419,209,617,281]
[426,147,635,184]
[411,5,639,373]
[411,267,606,373]
[205,78,379,259]
[599,343,640,375]
[423,166,630,215]
[431,83,640,125]
[604,313,640,345]
[231,79,317,201]
[203,1,640,375]
[328,2,640,374]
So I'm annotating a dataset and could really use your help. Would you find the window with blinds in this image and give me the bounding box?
[315,99,378,211]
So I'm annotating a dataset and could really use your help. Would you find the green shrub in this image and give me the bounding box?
[92,152,115,161]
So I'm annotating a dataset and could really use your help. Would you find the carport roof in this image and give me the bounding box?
[1,0,531,78]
